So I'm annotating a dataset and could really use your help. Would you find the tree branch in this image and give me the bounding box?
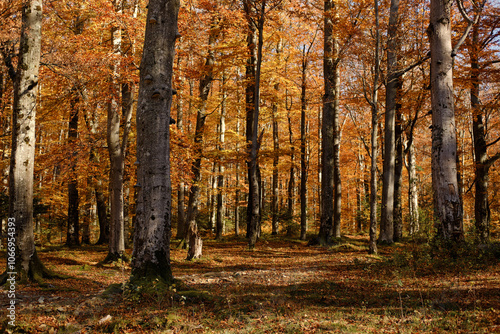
[485,152,500,169]
[452,0,486,56]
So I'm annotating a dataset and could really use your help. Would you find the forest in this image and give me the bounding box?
[1,0,500,332]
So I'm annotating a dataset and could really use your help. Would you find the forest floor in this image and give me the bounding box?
[1,235,500,333]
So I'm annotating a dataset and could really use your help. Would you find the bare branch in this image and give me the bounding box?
[452,0,486,56]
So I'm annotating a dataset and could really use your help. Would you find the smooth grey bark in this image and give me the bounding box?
[185,21,218,259]
[286,113,295,236]
[428,0,463,241]
[215,74,226,240]
[406,137,419,235]
[380,0,400,244]
[106,0,132,262]
[130,0,179,284]
[4,0,49,282]
[368,0,381,254]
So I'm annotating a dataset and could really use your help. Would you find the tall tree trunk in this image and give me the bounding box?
[470,23,499,243]
[215,74,226,240]
[235,99,241,236]
[3,0,50,283]
[286,114,295,236]
[300,49,308,241]
[106,0,132,262]
[244,0,266,249]
[185,20,218,259]
[175,59,186,239]
[271,39,282,236]
[369,0,381,254]
[380,0,400,244]
[66,91,80,246]
[393,100,404,242]
[406,137,419,235]
[331,40,342,240]
[318,0,336,245]
[428,0,463,241]
[130,0,179,284]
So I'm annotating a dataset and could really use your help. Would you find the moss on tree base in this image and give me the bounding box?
[1,250,66,285]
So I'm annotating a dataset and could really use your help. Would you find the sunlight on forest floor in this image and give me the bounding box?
[1,235,499,333]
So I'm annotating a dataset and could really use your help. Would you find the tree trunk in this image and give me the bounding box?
[175,63,186,239]
[185,20,218,259]
[318,0,336,245]
[406,137,419,235]
[106,0,132,262]
[130,0,179,284]
[95,184,109,244]
[380,0,400,244]
[244,0,266,249]
[271,38,282,236]
[300,51,308,241]
[428,0,463,241]
[286,114,295,236]
[393,101,404,242]
[272,104,279,235]
[215,76,226,240]
[4,0,50,283]
[331,41,342,240]
[66,92,80,247]
[369,0,381,254]
[470,23,497,243]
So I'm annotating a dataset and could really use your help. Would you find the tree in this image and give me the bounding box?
[1,0,51,283]
[368,0,381,254]
[428,0,484,241]
[105,0,133,262]
[244,0,267,249]
[318,0,337,246]
[466,5,500,243]
[130,0,179,284]
[379,0,400,244]
[184,15,219,259]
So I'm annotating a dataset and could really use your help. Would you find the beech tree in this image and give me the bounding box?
[1,0,51,283]
[428,0,485,241]
[130,0,179,284]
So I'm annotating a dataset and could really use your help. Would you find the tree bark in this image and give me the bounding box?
[66,91,80,247]
[286,113,295,236]
[244,0,266,249]
[369,0,381,254]
[318,0,336,245]
[4,0,50,283]
[215,75,226,240]
[300,49,308,241]
[470,22,497,243]
[130,0,179,284]
[406,137,419,235]
[185,20,218,259]
[106,0,132,262]
[393,100,404,241]
[380,0,400,244]
[428,0,463,241]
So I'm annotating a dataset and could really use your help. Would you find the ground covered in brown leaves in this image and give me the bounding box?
[1,235,500,333]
